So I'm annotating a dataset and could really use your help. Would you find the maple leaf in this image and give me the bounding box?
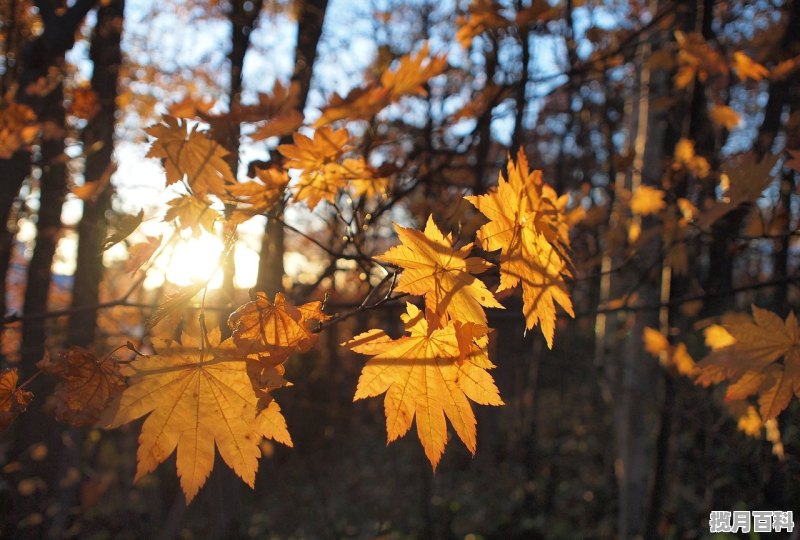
[101,329,291,502]
[314,44,445,126]
[642,327,699,378]
[329,157,389,199]
[164,194,220,238]
[732,51,768,81]
[630,185,666,216]
[673,138,710,178]
[227,292,323,363]
[68,86,100,120]
[344,303,502,469]
[465,149,574,347]
[0,99,38,159]
[278,127,350,209]
[225,167,289,223]
[709,104,741,130]
[125,235,162,274]
[146,116,235,197]
[376,215,503,327]
[380,43,447,98]
[0,368,33,431]
[38,348,125,426]
[697,306,800,420]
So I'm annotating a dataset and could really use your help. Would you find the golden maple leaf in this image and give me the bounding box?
[344,303,502,469]
[732,51,768,82]
[380,43,447,98]
[225,167,289,223]
[314,44,446,126]
[697,306,800,420]
[227,292,324,363]
[376,215,503,327]
[101,329,291,503]
[38,348,125,426]
[465,149,574,347]
[146,116,235,197]
[630,185,666,216]
[328,157,389,199]
[164,194,220,238]
[709,104,741,130]
[0,368,33,431]
[642,327,699,378]
[278,127,350,209]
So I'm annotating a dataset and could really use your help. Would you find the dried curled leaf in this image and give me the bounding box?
[38,348,125,426]
[0,368,33,431]
[344,303,502,469]
[227,292,325,363]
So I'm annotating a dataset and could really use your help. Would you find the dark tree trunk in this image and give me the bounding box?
[0,0,97,319]
[256,0,329,296]
[67,0,124,347]
[20,81,67,368]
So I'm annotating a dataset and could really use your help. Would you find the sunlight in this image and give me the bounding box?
[158,232,225,289]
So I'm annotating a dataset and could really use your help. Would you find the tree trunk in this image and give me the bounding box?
[20,81,67,368]
[256,0,328,296]
[0,0,97,319]
[67,0,124,347]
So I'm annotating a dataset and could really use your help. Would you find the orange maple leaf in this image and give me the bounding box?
[377,215,503,327]
[344,303,502,469]
[278,127,350,209]
[0,368,33,431]
[100,329,292,503]
[697,306,800,420]
[227,292,325,363]
[38,348,125,426]
[225,167,289,223]
[465,149,574,347]
[146,116,235,197]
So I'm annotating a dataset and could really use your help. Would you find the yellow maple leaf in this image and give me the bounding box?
[344,303,502,469]
[732,51,768,81]
[278,127,350,209]
[329,157,389,199]
[465,149,574,347]
[709,104,741,130]
[101,329,291,502]
[673,138,710,178]
[630,185,666,216]
[376,215,503,327]
[643,328,699,378]
[146,116,235,197]
[697,306,800,420]
[164,194,220,238]
[380,43,447,98]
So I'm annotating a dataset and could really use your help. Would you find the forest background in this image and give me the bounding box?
[0,0,798,538]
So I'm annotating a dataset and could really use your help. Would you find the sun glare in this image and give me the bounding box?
[159,233,224,289]
[143,231,262,291]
